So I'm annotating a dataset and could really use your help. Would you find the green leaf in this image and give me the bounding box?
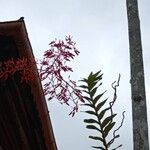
[91,146,105,150]
[93,93,105,105]
[90,87,98,98]
[86,125,101,132]
[92,71,102,81]
[82,103,94,109]
[84,119,99,124]
[83,96,92,102]
[88,71,93,77]
[104,122,116,137]
[95,74,103,81]
[88,81,97,91]
[84,110,96,116]
[81,90,89,95]
[79,85,88,89]
[98,107,110,120]
[93,70,101,77]
[96,99,107,112]
[89,136,104,143]
[101,114,117,129]
[87,71,102,85]
[79,78,88,83]
[89,72,103,85]
[87,74,95,83]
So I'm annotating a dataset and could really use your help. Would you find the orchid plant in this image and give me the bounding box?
[0,36,124,149]
[0,36,84,116]
[80,71,125,149]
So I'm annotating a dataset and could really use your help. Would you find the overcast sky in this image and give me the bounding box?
[1,0,150,149]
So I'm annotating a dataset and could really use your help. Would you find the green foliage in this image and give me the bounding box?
[80,71,123,150]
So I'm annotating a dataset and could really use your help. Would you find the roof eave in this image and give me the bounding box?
[0,18,57,150]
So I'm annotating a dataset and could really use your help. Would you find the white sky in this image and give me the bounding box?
[1,0,150,150]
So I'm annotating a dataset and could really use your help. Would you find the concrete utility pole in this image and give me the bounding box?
[126,0,149,149]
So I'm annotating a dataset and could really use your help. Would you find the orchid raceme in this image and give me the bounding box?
[0,36,84,116]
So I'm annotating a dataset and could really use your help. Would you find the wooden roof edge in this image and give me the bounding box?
[0,17,25,24]
[21,19,58,150]
[0,18,58,150]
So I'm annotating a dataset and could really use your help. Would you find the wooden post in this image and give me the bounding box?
[126,0,149,149]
